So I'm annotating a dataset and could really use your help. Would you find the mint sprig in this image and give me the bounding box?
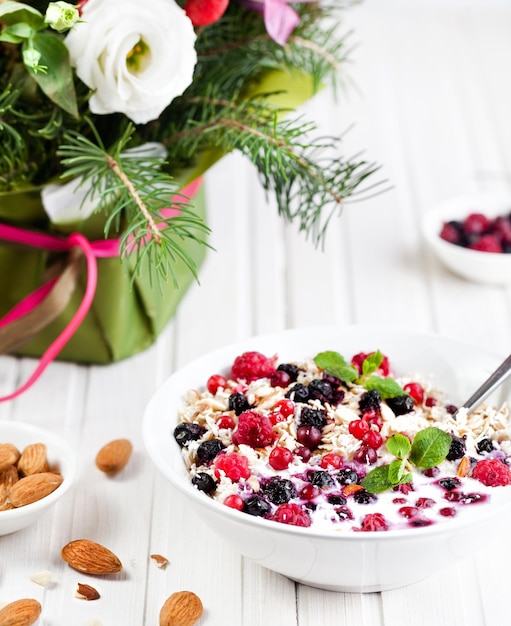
[313,348,407,399]
[361,427,452,494]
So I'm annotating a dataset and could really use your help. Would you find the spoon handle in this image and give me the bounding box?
[458,353,511,415]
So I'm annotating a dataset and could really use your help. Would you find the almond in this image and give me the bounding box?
[95,439,133,475]
[0,598,42,626]
[159,591,203,626]
[457,455,471,478]
[75,583,101,601]
[8,472,63,507]
[150,554,169,569]
[61,539,123,575]
[0,465,19,489]
[0,484,14,511]
[17,443,48,476]
[0,443,21,472]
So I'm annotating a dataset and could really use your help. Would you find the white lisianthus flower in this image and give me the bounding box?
[64,0,197,124]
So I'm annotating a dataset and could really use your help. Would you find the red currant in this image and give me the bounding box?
[425,397,437,407]
[362,430,383,450]
[207,374,227,395]
[398,506,419,519]
[320,453,343,469]
[365,414,383,431]
[270,370,291,388]
[300,483,320,500]
[348,419,369,440]
[216,415,235,430]
[353,445,377,465]
[268,446,294,471]
[223,494,244,510]
[274,399,294,418]
[403,382,424,405]
[295,446,312,462]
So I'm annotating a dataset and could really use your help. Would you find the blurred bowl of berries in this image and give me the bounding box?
[422,192,511,285]
[143,325,511,592]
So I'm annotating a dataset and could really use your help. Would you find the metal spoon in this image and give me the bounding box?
[454,353,511,418]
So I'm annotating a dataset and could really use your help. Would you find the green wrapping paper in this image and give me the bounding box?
[0,183,207,364]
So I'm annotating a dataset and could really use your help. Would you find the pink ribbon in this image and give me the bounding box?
[0,178,202,402]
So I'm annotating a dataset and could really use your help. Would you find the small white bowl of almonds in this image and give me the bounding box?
[0,420,76,535]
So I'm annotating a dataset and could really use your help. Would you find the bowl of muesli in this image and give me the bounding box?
[143,326,511,592]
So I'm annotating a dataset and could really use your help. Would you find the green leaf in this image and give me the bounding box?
[313,351,358,383]
[360,350,383,379]
[388,458,412,484]
[25,32,78,117]
[386,433,411,459]
[0,2,44,29]
[361,465,394,493]
[365,375,405,399]
[409,427,451,469]
[0,22,35,43]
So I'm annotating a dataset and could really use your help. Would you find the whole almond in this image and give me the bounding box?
[17,443,48,476]
[61,539,122,575]
[9,472,63,507]
[95,439,133,475]
[0,598,42,626]
[159,591,203,626]
[0,465,19,489]
[0,443,21,472]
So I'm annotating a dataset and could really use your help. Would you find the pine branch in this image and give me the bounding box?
[57,123,210,288]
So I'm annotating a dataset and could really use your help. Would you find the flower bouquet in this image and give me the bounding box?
[0,0,380,396]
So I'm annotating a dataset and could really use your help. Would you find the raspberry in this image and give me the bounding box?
[469,234,502,253]
[231,351,276,382]
[463,212,491,235]
[359,513,388,532]
[472,458,511,487]
[271,503,312,527]
[207,374,227,394]
[214,452,250,482]
[232,410,274,448]
[268,446,294,470]
[184,0,229,26]
[320,453,343,469]
[440,221,464,244]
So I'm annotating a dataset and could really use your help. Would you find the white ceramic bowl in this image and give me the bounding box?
[422,192,511,285]
[143,326,511,592]
[0,421,76,535]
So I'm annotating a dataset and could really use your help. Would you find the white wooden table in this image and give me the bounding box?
[2,1,511,624]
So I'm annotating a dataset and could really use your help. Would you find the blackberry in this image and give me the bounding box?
[243,495,271,517]
[277,363,300,382]
[476,438,494,454]
[336,468,359,485]
[228,392,251,415]
[446,435,466,461]
[299,407,327,430]
[191,472,217,494]
[386,394,415,416]
[196,439,225,463]
[327,494,347,506]
[336,506,354,521]
[173,422,205,448]
[285,383,309,403]
[438,477,461,491]
[305,502,318,511]
[359,390,381,412]
[409,518,433,527]
[308,470,336,488]
[262,478,297,504]
[307,379,334,404]
[353,490,377,504]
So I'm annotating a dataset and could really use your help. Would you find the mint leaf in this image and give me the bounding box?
[361,465,394,493]
[409,427,451,469]
[364,375,405,399]
[313,351,358,383]
[386,433,411,459]
[388,458,412,484]
[360,350,383,379]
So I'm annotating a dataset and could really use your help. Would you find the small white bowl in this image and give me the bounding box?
[0,421,76,535]
[143,325,511,592]
[422,192,511,285]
